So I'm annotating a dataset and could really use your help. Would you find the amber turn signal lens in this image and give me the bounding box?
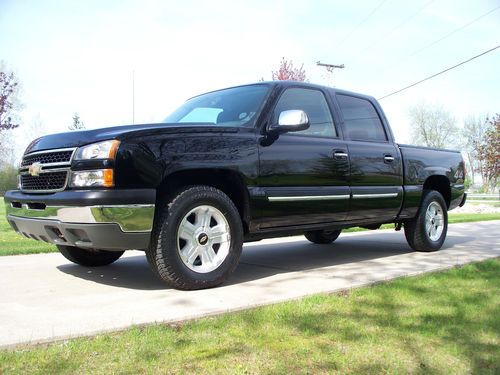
[108,140,120,160]
[103,169,114,187]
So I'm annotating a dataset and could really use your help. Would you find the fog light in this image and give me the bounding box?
[70,169,114,187]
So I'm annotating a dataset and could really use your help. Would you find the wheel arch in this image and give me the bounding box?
[155,168,251,233]
[423,175,451,208]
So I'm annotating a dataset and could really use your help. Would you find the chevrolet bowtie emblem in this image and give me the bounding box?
[28,162,42,177]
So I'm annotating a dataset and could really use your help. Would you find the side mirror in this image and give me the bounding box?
[270,110,310,133]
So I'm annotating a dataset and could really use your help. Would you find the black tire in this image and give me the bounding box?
[404,190,448,252]
[304,229,342,244]
[57,245,124,266]
[146,185,243,290]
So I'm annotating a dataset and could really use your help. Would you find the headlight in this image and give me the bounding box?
[70,169,114,188]
[74,140,120,160]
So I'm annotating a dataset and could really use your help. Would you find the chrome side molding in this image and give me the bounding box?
[268,195,350,202]
[268,192,399,202]
[352,193,398,199]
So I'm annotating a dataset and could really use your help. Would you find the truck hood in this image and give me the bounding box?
[24,123,236,154]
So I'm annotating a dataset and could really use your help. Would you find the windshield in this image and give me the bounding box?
[164,84,270,127]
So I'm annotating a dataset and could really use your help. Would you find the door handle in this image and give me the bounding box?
[384,154,395,163]
[333,150,348,159]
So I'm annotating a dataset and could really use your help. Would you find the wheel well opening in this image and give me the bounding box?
[155,169,250,233]
[423,175,451,208]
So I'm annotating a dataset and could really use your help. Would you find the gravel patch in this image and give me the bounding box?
[451,202,500,214]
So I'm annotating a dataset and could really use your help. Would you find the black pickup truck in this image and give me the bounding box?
[5,81,466,289]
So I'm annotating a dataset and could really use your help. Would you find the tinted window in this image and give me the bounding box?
[273,88,336,138]
[165,85,269,127]
[337,95,387,141]
[179,108,222,123]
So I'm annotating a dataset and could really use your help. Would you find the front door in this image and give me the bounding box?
[255,87,350,229]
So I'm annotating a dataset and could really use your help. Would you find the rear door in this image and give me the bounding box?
[255,86,350,228]
[335,94,403,221]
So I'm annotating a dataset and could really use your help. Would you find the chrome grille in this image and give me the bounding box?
[20,172,68,192]
[21,150,74,167]
[20,148,75,193]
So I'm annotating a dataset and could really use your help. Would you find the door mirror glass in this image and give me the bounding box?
[271,110,310,133]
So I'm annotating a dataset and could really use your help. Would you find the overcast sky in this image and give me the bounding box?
[1,0,499,153]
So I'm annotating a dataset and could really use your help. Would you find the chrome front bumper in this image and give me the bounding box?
[6,203,155,232]
[4,188,156,250]
[5,203,154,251]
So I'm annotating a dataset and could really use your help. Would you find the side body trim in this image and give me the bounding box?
[352,193,398,199]
[268,195,350,202]
[267,192,398,202]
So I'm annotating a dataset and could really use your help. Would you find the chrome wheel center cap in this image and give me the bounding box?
[198,233,209,246]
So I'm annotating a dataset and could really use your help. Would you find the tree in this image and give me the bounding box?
[408,103,458,149]
[0,164,17,194]
[0,66,20,137]
[475,114,499,192]
[271,57,307,82]
[69,113,85,130]
[24,114,47,140]
[0,64,21,169]
[461,114,488,185]
[0,129,18,166]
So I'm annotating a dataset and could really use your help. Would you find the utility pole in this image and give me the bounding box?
[132,70,135,124]
[316,61,345,86]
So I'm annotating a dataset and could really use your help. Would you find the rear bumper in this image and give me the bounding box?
[4,189,155,251]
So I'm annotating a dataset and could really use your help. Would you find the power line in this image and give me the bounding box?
[337,0,389,48]
[378,43,500,100]
[397,5,500,63]
[355,0,435,56]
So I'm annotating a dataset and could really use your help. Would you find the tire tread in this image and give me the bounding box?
[304,229,341,244]
[146,185,243,290]
[404,190,448,252]
[57,245,124,266]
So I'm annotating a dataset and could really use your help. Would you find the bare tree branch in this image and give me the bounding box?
[408,103,458,149]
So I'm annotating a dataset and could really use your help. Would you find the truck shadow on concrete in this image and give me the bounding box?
[56,232,475,291]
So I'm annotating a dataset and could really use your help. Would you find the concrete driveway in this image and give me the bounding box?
[1,220,499,348]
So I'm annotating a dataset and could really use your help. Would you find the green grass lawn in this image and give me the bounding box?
[0,201,55,255]
[1,259,498,374]
[446,212,500,223]
[1,198,500,256]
